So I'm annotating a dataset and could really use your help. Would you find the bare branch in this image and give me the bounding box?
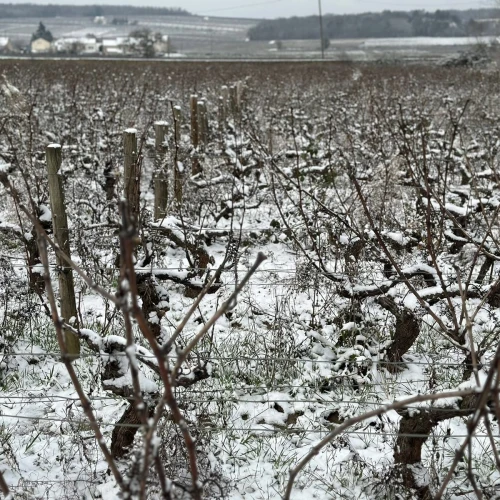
[284,388,477,500]
[172,252,267,376]
[36,230,124,491]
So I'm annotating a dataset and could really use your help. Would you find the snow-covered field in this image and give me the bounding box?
[0,15,254,46]
[0,14,491,60]
[360,36,498,47]
[0,59,500,499]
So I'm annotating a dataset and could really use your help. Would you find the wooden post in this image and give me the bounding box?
[46,144,80,357]
[172,106,183,204]
[203,100,209,142]
[190,95,198,148]
[174,160,183,204]
[218,95,226,133]
[236,80,244,111]
[173,105,181,143]
[123,129,139,222]
[153,121,168,220]
[190,95,201,175]
[197,99,208,147]
[221,85,229,114]
[229,85,238,117]
[219,86,229,142]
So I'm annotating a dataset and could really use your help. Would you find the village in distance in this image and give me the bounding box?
[0,17,173,58]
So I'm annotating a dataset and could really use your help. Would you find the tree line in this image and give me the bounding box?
[248,8,500,40]
[0,3,190,18]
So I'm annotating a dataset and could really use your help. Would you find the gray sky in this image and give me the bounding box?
[5,0,492,18]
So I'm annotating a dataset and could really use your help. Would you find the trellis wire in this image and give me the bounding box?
[0,413,492,438]
[0,352,471,366]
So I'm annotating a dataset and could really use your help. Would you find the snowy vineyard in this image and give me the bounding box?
[0,60,500,499]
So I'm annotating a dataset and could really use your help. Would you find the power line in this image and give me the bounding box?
[318,0,325,60]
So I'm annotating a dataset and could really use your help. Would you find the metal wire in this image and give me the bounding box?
[0,395,482,412]
[0,413,490,437]
[0,352,470,366]
[0,352,455,367]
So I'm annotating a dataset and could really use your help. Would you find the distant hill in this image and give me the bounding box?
[0,3,191,18]
[248,9,500,40]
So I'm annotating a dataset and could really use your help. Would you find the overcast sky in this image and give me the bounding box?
[5,0,493,18]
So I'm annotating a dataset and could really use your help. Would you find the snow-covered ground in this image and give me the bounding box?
[0,60,500,499]
[360,36,498,47]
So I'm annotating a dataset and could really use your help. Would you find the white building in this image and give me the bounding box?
[101,38,124,55]
[53,37,100,54]
[101,37,141,55]
[31,38,52,54]
[47,34,170,57]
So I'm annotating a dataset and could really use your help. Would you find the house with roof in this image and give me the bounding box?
[31,37,52,54]
[100,37,124,55]
[53,37,100,55]
[30,22,54,54]
[100,37,142,56]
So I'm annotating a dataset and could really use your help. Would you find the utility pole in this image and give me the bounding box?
[318,0,325,60]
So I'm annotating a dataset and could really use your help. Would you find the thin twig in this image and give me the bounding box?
[118,203,150,499]
[37,231,124,491]
[173,252,267,376]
